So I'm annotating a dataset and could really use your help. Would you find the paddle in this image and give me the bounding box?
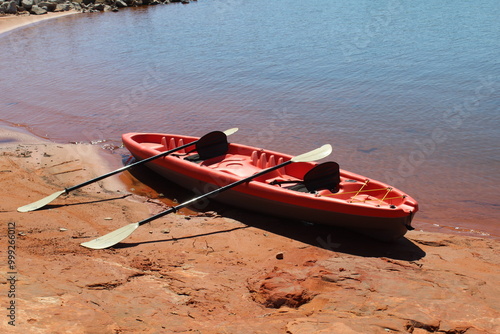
[17,128,239,212]
[80,144,332,249]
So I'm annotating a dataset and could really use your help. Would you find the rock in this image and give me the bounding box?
[3,0,18,14]
[29,4,47,14]
[195,210,220,218]
[54,3,72,12]
[412,329,429,334]
[0,0,179,15]
[1,101,498,334]
[92,2,104,10]
[464,328,493,334]
[320,273,338,283]
[248,269,315,309]
[115,0,127,8]
[38,1,57,11]
[21,0,33,10]
[286,319,358,334]
[71,2,81,11]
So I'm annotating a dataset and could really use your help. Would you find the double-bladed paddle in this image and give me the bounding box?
[17,128,239,212]
[80,144,333,249]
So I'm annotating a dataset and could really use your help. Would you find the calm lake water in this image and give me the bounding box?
[1,0,498,238]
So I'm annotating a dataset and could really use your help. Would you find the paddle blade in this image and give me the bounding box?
[195,131,229,160]
[222,128,238,136]
[291,144,332,163]
[80,222,139,249]
[17,190,66,212]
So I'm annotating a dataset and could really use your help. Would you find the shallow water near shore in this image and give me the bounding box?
[0,0,498,239]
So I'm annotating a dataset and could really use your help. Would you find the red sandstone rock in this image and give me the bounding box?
[0,129,498,333]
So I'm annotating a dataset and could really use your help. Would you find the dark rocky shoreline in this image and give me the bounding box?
[0,0,195,15]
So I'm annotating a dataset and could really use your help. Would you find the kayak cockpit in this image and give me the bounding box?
[127,132,417,212]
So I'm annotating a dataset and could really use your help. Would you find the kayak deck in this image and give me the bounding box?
[129,133,416,212]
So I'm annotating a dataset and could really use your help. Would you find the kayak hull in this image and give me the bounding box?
[123,132,418,241]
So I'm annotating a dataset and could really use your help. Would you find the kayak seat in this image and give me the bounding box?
[211,158,263,178]
[270,162,341,193]
[265,176,302,186]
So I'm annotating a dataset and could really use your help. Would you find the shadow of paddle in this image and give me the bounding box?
[112,226,249,249]
[32,194,132,211]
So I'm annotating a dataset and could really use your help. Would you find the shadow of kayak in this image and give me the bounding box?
[119,162,426,261]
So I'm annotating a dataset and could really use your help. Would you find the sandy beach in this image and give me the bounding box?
[0,11,79,35]
[0,12,499,334]
[0,127,499,333]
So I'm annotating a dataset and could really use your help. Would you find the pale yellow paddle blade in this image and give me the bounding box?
[17,190,66,213]
[291,144,332,163]
[80,223,140,249]
[223,128,238,136]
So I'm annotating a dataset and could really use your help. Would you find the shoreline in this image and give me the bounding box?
[0,1,195,36]
[0,125,498,333]
[0,11,80,35]
[0,11,500,240]
[0,125,127,191]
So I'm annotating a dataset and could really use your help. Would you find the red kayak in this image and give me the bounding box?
[122,131,418,241]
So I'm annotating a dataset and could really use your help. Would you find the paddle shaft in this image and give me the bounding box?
[80,144,330,249]
[64,139,198,193]
[137,160,294,227]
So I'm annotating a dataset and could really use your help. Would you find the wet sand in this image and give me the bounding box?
[1,126,498,333]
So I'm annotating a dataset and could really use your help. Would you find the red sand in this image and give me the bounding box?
[1,125,499,333]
